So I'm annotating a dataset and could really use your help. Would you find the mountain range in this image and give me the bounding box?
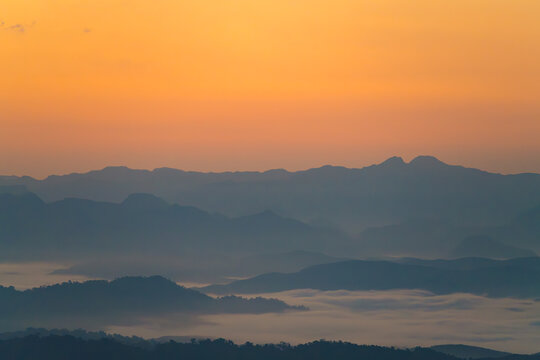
[1,190,538,266]
[3,156,540,234]
[53,250,347,284]
[356,213,540,257]
[0,192,348,261]
[202,257,540,298]
[1,156,539,282]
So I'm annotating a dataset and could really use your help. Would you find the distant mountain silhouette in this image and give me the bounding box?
[430,345,512,359]
[2,190,539,264]
[0,192,349,261]
[53,250,348,283]
[121,193,170,210]
[2,156,540,264]
[2,156,540,233]
[357,208,540,257]
[394,257,529,270]
[357,219,469,257]
[450,235,537,259]
[492,205,540,249]
[202,257,540,298]
[0,276,303,331]
[223,250,348,279]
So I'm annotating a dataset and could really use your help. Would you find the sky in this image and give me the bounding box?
[1,0,539,178]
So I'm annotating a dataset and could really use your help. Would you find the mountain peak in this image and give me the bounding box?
[100,166,132,172]
[94,166,151,177]
[379,156,405,167]
[409,155,447,167]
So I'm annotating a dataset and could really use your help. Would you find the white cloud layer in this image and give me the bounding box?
[2,263,539,354]
[109,289,540,354]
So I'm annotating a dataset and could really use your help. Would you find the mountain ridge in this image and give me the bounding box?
[0,276,303,331]
[7,155,532,181]
[2,156,539,234]
[0,192,350,261]
[201,257,540,298]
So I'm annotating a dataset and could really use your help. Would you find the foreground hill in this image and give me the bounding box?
[0,192,348,260]
[202,257,540,298]
[0,329,529,359]
[0,335,470,360]
[3,156,540,233]
[0,276,302,331]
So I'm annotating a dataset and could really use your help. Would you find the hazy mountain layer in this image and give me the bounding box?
[202,257,540,298]
[2,190,539,264]
[53,250,348,284]
[356,209,540,257]
[450,236,537,259]
[0,276,302,331]
[3,156,540,233]
[0,192,349,260]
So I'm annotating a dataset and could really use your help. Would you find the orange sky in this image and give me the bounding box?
[1,0,539,178]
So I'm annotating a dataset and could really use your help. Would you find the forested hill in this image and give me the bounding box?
[0,336,494,360]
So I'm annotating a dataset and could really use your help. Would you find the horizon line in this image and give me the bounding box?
[3,155,539,180]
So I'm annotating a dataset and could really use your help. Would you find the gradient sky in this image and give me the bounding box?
[1,0,539,178]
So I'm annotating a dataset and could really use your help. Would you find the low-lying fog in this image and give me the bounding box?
[109,289,540,354]
[1,263,539,354]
